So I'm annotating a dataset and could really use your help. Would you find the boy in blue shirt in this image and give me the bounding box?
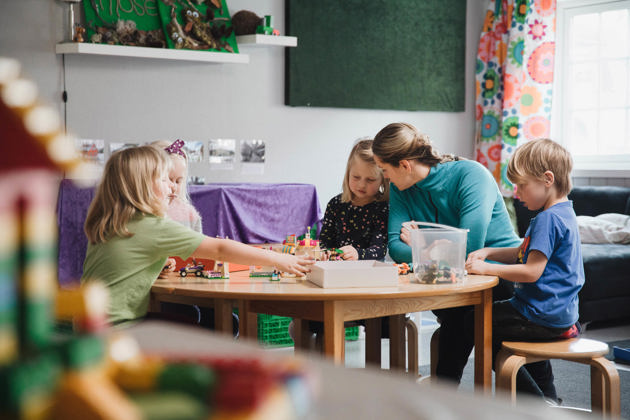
[466,139,584,403]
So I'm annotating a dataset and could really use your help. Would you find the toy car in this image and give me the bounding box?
[179,261,205,277]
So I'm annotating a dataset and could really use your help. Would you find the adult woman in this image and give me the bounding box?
[372,122,520,383]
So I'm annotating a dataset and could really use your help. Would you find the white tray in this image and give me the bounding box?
[307,260,398,288]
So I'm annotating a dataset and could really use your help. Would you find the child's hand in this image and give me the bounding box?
[274,253,314,275]
[465,258,489,275]
[339,245,358,261]
[466,248,489,264]
[158,258,177,279]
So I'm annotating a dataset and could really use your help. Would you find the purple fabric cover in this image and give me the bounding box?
[56,179,322,286]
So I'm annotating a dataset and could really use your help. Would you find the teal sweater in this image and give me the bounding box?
[388,160,521,263]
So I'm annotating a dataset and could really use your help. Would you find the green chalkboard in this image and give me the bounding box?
[286,0,467,112]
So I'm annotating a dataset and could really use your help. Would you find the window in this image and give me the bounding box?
[554,0,630,174]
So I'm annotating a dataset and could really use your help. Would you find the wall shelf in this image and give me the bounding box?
[236,35,297,47]
[55,42,250,64]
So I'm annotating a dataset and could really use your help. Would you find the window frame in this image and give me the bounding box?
[553,0,630,177]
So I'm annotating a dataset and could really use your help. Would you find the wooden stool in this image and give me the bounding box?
[430,327,440,378]
[496,338,620,418]
[365,315,419,376]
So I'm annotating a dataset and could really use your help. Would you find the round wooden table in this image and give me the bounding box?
[151,271,498,392]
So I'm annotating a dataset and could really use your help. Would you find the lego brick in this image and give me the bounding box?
[113,358,165,392]
[0,353,61,416]
[53,371,142,420]
[56,335,105,370]
[157,363,216,403]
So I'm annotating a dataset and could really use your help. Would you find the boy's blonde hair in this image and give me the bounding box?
[507,138,573,196]
[341,139,389,203]
[372,122,459,167]
[150,140,191,203]
[84,145,170,244]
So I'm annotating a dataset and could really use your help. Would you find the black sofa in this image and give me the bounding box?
[514,186,630,324]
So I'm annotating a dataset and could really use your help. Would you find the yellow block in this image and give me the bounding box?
[0,330,17,365]
[112,357,165,392]
[55,283,108,322]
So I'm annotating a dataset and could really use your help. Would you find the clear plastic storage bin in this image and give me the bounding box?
[403,221,468,284]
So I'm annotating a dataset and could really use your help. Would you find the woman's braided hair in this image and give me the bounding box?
[372,122,459,167]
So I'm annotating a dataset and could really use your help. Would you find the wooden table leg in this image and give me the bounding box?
[323,301,344,364]
[239,301,257,340]
[474,289,493,393]
[365,318,382,367]
[149,294,161,313]
[389,315,406,372]
[214,298,234,336]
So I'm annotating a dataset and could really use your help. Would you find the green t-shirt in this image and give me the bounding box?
[81,214,205,325]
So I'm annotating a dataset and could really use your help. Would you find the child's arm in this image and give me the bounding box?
[193,237,312,275]
[467,245,521,265]
[466,249,548,283]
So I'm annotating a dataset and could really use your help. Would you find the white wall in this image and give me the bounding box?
[0,0,65,116]
[1,0,486,209]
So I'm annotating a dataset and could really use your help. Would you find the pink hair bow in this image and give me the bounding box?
[165,139,186,159]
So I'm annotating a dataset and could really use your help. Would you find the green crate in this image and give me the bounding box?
[257,314,293,348]
[257,314,360,348]
[345,326,359,341]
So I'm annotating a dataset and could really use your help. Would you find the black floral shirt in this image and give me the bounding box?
[318,194,388,260]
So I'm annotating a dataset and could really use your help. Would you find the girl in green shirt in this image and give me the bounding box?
[81,146,312,326]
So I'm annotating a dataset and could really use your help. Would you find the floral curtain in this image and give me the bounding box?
[474,0,556,196]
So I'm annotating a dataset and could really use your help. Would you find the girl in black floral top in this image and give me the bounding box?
[288,140,390,344]
[319,139,389,260]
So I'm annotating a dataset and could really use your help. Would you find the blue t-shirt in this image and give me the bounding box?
[510,201,584,328]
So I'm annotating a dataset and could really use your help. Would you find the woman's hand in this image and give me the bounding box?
[158,258,177,279]
[274,253,314,275]
[400,223,417,246]
[339,245,358,261]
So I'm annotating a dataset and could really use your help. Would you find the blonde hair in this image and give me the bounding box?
[84,145,170,244]
[341,139,389,203]
[372,122,459,167]
[150,140,191,203]
[507,138,573,196]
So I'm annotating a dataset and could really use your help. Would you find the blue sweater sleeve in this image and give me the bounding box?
[456,165,499,255]
[388,186,413,263]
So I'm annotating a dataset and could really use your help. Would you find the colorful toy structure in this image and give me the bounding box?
[323,248,344,261]
[282,226,321,259]
[0,57,316,419]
